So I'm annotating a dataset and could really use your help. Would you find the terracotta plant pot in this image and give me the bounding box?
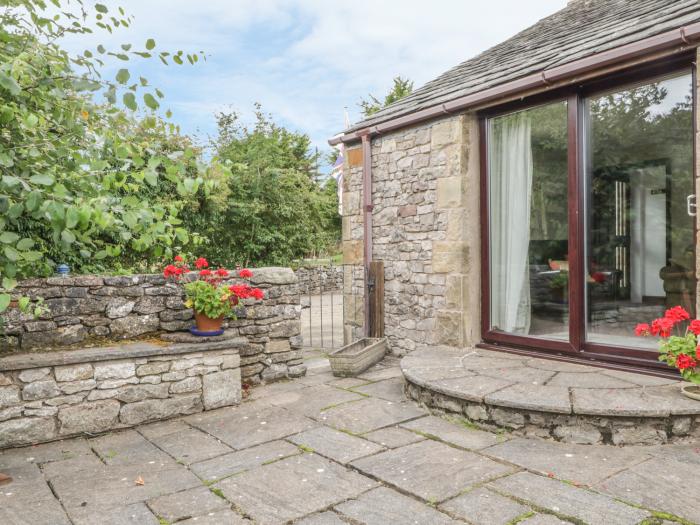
[194,311,224,333]
[681,383,700,401]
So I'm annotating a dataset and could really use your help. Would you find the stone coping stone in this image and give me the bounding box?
[401,347,700,418]
[0,334,246,371]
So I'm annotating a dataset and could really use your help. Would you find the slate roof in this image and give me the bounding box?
[344,0,700,134]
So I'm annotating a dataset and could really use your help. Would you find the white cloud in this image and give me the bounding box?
[55,0,568,157]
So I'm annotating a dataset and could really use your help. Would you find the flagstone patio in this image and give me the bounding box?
[1,351,699,524]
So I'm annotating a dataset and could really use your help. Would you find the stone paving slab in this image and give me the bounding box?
[50,463,202,508]
[187,403,317,449]
[216,453,377,524]
[0,495,72,525]
[400,415,502,450]
[177,509,251,524]
[0,462,56,502]
[546,371,638,389]
[288,426,384,464]
[334,486,459,525]
[425,375,514,402]
[90,429,174,466]
[484,383,571,414]
[318,397,424,434]
[189,439,301,483]
[439,487,530,525]
[596,456,700,523]
[351,439,516,503]
[361,426,426,448]
[483,437,652,485]
[490,471,650,525]
[350,377,406,402]
[296,510,347,525]
[265,384,365,417]
[147,486,229,522]
[145,426,233,465]
[66,502,159,525]
[0,437,94,466]
[481,366,556,385]
[357,364,404,382]
[41,451,105,480]
[520,515,571,525]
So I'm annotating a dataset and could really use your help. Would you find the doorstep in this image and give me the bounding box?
[401,347,700,445]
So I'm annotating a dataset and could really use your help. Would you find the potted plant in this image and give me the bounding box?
[549,271,569,303]
[163,256,264,335]
[635,305,700,400]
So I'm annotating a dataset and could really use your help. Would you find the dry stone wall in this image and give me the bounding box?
[295,266,343,294]
[341,113,481,354]
[0,337,242,449]
[1,267,305,383]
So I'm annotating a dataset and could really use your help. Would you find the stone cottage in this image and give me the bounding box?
[333,0,700,375]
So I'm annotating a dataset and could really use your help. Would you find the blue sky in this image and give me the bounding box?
[60,1,567,168]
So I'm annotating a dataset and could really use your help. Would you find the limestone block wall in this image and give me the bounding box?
[1,267,304,383]
[341,113,481,354]
[0,339,242,449]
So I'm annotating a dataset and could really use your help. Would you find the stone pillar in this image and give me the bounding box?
[342,144,365,344]
[432,113,481,347]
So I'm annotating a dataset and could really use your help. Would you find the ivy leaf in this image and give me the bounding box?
[143,93,159,110]
[116,68,130,84]
[61,229,76,244]
[4,246,19,261]
[0,294,10,313]
[95,3,108,13]
[0,232,19,244]
[123,92,137,111]
[0,72,20,96]
[30,174,55,186]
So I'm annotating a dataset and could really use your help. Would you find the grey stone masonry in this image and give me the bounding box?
[295,266,343,294]
[0,336,242,449]
[1,267,305,384]
[342,114,480,354]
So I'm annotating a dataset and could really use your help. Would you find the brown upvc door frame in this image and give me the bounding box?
[478,52,697,371]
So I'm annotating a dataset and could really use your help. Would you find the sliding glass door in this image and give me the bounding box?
[483,63,696,363]
[487,100,570,345]
[584,72,695,351]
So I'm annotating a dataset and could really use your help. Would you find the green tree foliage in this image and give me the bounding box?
[0,1,229,310]
[359,76,414,117]
[191,107,340,267]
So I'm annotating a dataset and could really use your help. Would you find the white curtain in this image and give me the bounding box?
[489,112,533,334]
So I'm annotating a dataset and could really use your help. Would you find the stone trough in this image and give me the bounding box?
[0,332,245,449]
[401,347,700,445]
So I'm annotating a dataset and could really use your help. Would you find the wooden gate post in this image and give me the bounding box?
[367,261,384,338]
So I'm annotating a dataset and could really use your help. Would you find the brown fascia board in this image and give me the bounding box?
[329,22,700,146]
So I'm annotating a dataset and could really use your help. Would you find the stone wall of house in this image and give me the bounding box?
[0,338,242,449]
[295,265,343,294]
[341,113,481,354]
[1,267,305,383]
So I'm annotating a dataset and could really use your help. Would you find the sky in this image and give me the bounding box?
[59,0,568,167]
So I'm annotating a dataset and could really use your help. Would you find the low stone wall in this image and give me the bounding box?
[1,267,304,384]
[0,336,242,449]
[295,265,343,294]
[405,382,698,446]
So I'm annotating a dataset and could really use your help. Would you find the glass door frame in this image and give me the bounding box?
[479,52,696,369]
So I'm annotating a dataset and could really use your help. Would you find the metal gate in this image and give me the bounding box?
[299,264,346,350]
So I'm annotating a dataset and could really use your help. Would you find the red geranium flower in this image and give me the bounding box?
[665,306,690,324]
[250,288,264,300]
[651,317,674,338]
[229,284,252,299]
[199,269,212,277]
[174,255,184,262]
[195,257,209,269]
[689,319,700,336]
[215,268,229,277]
[238,268,253,278]
[163,264,179,278]
[676,353,697,370]
[634,323,650,337]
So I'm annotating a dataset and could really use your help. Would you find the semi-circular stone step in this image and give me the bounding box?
[400,347,700,445]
